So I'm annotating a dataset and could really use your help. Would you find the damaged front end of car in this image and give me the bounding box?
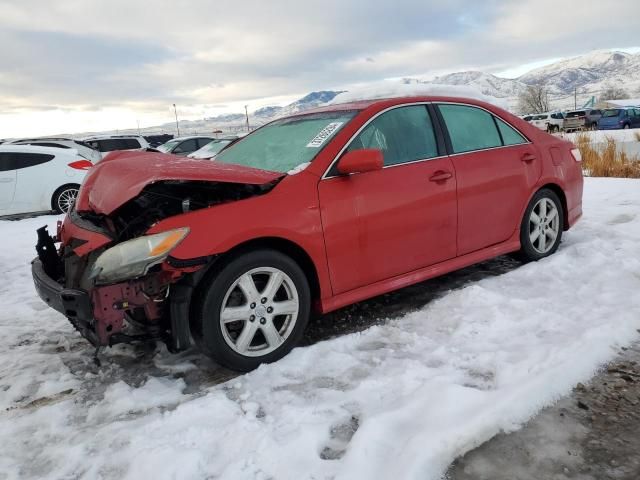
[32,151,282,354]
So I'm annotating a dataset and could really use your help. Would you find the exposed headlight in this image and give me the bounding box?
[90,228,189,284]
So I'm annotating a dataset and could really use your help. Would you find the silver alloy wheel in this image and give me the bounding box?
[529,197,560,254]
[219,267,299,357]
[57,188,78,213]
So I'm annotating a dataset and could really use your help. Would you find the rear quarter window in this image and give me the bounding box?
[0,152,54,171]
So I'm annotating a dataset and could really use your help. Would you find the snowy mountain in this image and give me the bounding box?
[411,71,524,99]
[519,50,640,95]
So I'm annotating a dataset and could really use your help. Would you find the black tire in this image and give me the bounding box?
[51,184,80,213]
[517,188,564,262]
[192,249,311,372]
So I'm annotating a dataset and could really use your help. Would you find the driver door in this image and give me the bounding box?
[318,105,457,295]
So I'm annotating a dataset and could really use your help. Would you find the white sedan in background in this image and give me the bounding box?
[0,144,92,217]
[187,136,239,159]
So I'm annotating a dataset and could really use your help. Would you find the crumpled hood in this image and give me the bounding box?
[75,150,283,215]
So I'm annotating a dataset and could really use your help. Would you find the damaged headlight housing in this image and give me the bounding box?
[90,228,189,284]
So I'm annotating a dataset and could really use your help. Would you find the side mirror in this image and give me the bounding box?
[336,149,383,175]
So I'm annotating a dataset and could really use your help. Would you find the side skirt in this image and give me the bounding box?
[319,237,521,314]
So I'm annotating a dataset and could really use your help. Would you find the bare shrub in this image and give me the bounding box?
[575,133,640,178]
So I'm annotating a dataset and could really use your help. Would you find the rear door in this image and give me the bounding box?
[318,104,457,294]
[0,153,17,212]
[9,152,56,214]
[436,103,541,256]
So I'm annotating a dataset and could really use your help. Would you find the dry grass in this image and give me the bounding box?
[574,133,640,178]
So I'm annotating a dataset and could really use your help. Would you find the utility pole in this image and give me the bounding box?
[137,120,141,136]
[173,103,181,137]
[574,88,577,110]
[244,105,250,132]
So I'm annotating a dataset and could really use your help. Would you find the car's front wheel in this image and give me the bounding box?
[517,189,564,262]
[193,249,311,371]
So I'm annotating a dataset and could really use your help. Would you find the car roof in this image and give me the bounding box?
[167,135,215,141]
[11,137,75,142]
[0,144,79,156]
[287,96,511,118]
[82,134,145,140]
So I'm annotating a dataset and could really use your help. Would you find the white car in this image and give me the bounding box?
[157,136,216,156]
[0,145,92,217]
[187,137,238,159]
[82,135,150,159]
[530,112,565,132]
[9,137,102,163]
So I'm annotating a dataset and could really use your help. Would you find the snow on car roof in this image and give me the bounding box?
[328,81,509,109]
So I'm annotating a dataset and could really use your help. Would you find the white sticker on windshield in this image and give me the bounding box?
[306,122,344,148]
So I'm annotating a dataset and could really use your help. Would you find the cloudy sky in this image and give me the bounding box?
[0,0,639,137]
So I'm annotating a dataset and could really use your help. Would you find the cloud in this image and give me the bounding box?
[0,0,638,136]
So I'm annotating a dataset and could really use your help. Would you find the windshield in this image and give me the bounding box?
[532,115,547,120]
[215,111,358,173]
[199,139,233,155]
[158,139,180,153]
[566,111,585,118]
[602,109,621,118]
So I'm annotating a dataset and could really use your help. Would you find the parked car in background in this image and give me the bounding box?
[157,136,216,156]
[9,137,102,163]
[531,112,564,132]
[32,96,583,372]
[144,134,174,148]
[0,145,92,216]
[187,136,239,159]
[563,109,602,131]
[598,107,640,130]
[82,135,150,158]
[521,115,534,122]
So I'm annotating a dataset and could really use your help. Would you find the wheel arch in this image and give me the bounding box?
[51,182,81,211]
[536,183,569,230]
[194,236,323,310]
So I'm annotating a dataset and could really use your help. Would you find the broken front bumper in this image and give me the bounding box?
[32,258,100,345]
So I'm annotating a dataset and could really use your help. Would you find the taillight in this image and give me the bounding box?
[68,159,93,170]
[570,148,582,162]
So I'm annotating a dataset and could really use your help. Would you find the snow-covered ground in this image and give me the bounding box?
[1,178,640,480]
[558,128,640,159]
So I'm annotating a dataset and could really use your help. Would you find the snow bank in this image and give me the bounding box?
[1,179,640,479]
[329,81,510,109]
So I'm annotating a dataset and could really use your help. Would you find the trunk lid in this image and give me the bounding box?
[75,150,283,215]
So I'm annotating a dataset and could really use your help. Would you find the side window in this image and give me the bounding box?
[347,105,438,167]
[174,139,198,153]
[0,153,14,172]
[495,118,527,146]
[438,104,502,153]
[197,138,212,148]
[8,152,54,170]
[122,138,142,149]
[591,110,601,116]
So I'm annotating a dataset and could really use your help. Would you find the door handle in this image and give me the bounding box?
[429,171,453,182]
[521,153,536,163]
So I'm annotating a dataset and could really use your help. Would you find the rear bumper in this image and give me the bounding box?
[31,258,99,345]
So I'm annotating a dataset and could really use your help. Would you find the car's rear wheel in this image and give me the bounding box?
[192,249,310,371]
[517,189,564,262]
[51,184,80,213]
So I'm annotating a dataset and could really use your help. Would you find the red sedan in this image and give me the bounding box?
[32,96,583,371]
